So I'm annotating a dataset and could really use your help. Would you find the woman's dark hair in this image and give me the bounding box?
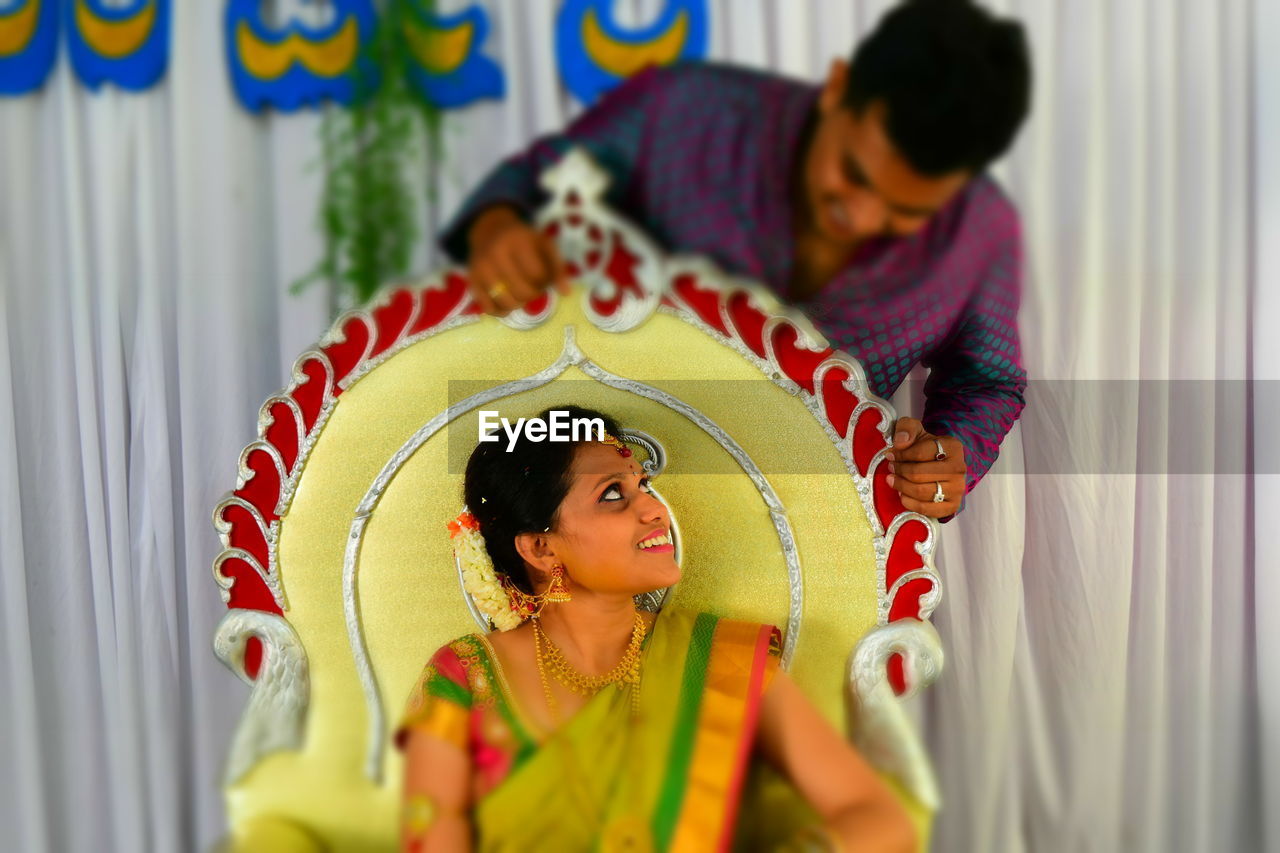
[844,0,1032,176]
[463,405,623,593]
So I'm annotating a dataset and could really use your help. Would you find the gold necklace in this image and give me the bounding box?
[533,611,647,720]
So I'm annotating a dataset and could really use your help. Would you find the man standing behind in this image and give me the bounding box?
[441,0,1032,520]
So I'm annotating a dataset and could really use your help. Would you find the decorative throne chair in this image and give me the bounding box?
[212,149,944,851]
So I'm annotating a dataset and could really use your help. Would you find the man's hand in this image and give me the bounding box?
[466,205,571,316]
[885,417,967,519]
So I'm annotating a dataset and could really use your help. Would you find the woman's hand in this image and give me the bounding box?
[465,205,571,316]
[756,672,917,853]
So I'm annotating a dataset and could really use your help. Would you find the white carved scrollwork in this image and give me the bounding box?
[214,609,310,785]
[619,428,667,476]
[848,620,945,809]
[537,148,666,332]
[500,290,560,330]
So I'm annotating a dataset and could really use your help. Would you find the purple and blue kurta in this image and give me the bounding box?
[442,63,1027,503]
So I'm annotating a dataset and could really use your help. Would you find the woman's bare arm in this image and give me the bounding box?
[755,671,917,853]
[401,729,473,852]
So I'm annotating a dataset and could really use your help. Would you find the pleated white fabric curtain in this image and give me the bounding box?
[0,1,1270,851]
[1256,1,1280,850]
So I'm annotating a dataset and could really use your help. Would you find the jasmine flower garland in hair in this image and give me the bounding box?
[447,511,524,632]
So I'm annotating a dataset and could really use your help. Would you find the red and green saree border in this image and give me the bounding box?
[653,612,782,852]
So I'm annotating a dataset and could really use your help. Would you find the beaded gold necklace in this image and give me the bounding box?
[532,611,647,719]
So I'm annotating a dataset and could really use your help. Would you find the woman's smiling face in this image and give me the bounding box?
[545,442,681,598]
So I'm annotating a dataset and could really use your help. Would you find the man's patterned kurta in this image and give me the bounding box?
[441,63,1027,505]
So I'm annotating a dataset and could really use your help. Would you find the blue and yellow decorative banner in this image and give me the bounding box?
[225,0,378,112]
[401,1,503,109]
[0,0,59,96]
[555,0,707,105]
[67,0,169,91]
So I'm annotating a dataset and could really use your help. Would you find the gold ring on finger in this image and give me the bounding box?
[487,281,509,299]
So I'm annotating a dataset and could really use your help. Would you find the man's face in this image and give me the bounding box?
[802,61,970,246]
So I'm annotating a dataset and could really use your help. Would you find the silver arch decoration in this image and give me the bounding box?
[344,326,801,782]
[619,427,668,476]
[572,358,805,665]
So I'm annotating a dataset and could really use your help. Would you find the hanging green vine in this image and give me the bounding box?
[293,0,442,307]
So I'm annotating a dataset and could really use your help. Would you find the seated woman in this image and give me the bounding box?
[396,406,915,852]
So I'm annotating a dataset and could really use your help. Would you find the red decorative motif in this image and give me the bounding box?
[263,401,301,472]
[553,214,649,320]
[872,460,905,531]
[852,408,886,476]
[222,504,269,568]
[726,291,767,357]
[292,360,329,432]
[234,448,284,522]
[370,289,416,357]
[523,293,551,315]
[767,322,832,394]
[321,316,371,388]
[819,367,859,440]
[885,522,930,594]
[411,273,471,333]
[887,655,908,695]
[672,274,729,335]
[598,232,645,309]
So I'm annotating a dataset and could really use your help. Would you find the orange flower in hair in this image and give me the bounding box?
[447,512,479,537]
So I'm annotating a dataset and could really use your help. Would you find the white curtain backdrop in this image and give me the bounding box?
[0,1,1269,851]
[1252,0,1280,848]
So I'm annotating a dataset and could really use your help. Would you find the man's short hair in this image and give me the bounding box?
[845,0,1032,176]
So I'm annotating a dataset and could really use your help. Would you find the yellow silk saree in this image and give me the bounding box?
[397,608,784,852]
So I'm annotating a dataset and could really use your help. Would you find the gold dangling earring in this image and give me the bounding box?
[544,563,572,604]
